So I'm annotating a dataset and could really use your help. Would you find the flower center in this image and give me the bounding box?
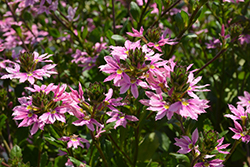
[241,132,247,136]
[131,79,136,84]
[71,138,78,142]
[117,69,123,74]
[248,101,250,104]
[28,113,33,117]
[51,110,56,114]
[150,65,155,69]
[164,104,169,109]
[187,86,192,91]
[182,101,189,106]
[204,162,210,167]
[27,73,33,76]
[155,44,159,47]
[125,50,129,55]
[188,143,193,149]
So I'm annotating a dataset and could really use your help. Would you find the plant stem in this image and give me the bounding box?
[108,134,133,165]
[223,139,241,164]
[133,127,139,167]
[149,0,181,29]
[90,132,108,167]
[167,4,201,58]
[194,48,227,77]
[112,0,116,34]
[137,0,152,30]
[176,114,186,135]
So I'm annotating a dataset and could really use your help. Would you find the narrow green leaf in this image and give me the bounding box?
[48,28,60,38]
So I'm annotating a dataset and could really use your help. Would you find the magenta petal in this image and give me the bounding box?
[131,84,138,98]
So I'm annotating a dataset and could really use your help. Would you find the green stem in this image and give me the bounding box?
[90,132,108,167]
[176,114,186,135]
[108,134,133,165]
[149,0,181,29]
[194,48,227,77]
[133,127,139,167]
[223,140,241,164]
[137,0,152,30]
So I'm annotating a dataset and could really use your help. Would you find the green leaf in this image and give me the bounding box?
[180,10,189,27]
[54,156,67,167]
[138,132,160,161]
[106,30,115,45]
[89,28,101,43]
[48,28,60,38]
[47,125,61,139]
[68,156,90,167]
[23,11,33,21]
[82,27,88,40]
[130,1,141,22]
[10,145,22,159]
[0,114,7,131]
[174,13,184,32]
[40,152,48,167]
[170,153,190,164]
[111,35,126,45]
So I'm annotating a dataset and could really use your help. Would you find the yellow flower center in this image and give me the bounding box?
[28,113,33,117]
[182,101,189,106]
[27,73,33,76]
[164,105,169,109]
[150,65,155,69]
[125,50,129,55]
[155,44,159,47]
[248,101,250,104]
[117,69,123,74]
[204,162,210,167]
[188,143,193,149]
[131,79,136,84]
[71,138,78,142]
[241,132,246,136]
[187,86,192,91]
[51,110,56,114]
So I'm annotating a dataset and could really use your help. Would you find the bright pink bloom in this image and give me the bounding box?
[73,112,103,131]
[194,159,224,167]
[215,137,230,154]
[127,27,144,37]
[225,104,250,121]
[59,134,89,149]
[169,98,209,120]
[174,128,199,154]
[229,121,250,143]
[237,91,250,108]
[106,111,139,129]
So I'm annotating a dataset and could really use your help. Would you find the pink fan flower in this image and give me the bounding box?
[174,128,199,154]
[140,91,174,120]
[169,98,209,120]
[39,106,66,124]
[59,134,89,149]
[237,91,250,108]
[103,88,124,111]
[194,159,224,167]
[229,121,250,143]
[73,112,104,131]
[99,56,123,85]
[225,104,250,121]
[187,72,210,99]
[106,111,139,129]
[127,27,144,38]
[215,137,230,154]
[119,73,148,99]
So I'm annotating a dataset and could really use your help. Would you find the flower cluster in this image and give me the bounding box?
[1,52,57,84]
[225,91,250,143]
[175,129,230,166]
